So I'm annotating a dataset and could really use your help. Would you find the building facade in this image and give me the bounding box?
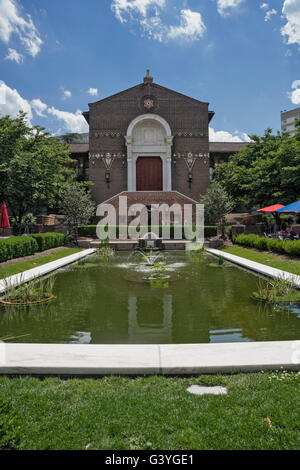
[71,72,248,211]
[281,107,300,136]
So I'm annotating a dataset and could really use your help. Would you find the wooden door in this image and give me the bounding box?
[136,157,163,191]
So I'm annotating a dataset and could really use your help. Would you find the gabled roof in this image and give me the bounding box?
[209,142,249,153]
[70,143,89,154]
[83,80,214,124]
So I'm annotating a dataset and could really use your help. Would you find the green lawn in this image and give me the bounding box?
[0,248,82,280]
[222,246,300,276]
[0,373,299,450]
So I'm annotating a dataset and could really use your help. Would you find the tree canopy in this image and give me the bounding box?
[60,183,95,240]
[200,181,235,236]
[0,112,76,223]
[214,122,300,209]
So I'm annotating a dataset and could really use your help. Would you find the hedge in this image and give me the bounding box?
[233,234,300,257]
[77,225,218,239]
[31,232,67,252]
[0,236,38,263]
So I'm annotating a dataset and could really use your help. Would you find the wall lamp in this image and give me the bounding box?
[188,172,193,188]
[105,172,111,185]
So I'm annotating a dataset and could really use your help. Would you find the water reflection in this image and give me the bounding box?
[128,294,173,343]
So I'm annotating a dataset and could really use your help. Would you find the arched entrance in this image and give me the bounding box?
[125,114,173,191]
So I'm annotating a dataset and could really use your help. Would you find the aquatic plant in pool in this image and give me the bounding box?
[252,276,300,304]
[0,276,55,306]
[0,251,300,344]
[96,239,115,260]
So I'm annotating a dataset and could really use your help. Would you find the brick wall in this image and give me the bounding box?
[87,81,211,205]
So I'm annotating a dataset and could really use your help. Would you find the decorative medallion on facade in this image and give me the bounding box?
[177,131,207,137]
[103,153,114,170]
[93,131,122,138]
[144,98,154,110]
[141,95,156,112]
[89,152,126,167]
[173,152,210,159]
[184,153,197,171]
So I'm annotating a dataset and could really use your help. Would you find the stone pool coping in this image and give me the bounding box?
[206,248,300,288]
[0,341,299,375]
[0,247,299,376]
[0,249,96,295]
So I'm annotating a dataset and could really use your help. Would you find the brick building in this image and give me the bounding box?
[71,71,248,212]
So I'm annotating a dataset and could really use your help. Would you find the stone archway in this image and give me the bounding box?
[125,114,173,191]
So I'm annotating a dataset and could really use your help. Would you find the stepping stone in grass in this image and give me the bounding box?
[187,385,227,396]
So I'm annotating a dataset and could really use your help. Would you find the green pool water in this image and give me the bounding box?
[1,251,300,344]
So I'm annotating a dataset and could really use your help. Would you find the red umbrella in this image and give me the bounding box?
[257,204,285,213]
[0,204,10,229]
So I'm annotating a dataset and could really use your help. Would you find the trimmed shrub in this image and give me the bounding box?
[266,238,285,253]
[0,236,38,263]
[77,225,217,239]
[233,234,300,257]
[31,232,66,252]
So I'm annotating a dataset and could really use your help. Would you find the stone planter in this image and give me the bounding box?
[0,294,55,306]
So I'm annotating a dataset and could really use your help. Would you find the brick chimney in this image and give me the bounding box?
[144,69,153,84]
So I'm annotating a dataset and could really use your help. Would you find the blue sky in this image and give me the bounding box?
[0,0,299,141]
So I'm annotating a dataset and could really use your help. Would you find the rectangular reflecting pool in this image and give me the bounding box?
[1,251,300,344]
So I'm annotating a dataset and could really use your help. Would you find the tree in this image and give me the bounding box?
[0,113,76,224]
[60,183,95,241]
[200,181,235,237]
[214,124,300,209]
[60,133,82,144]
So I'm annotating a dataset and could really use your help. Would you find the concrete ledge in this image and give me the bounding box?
[159,341,300,374]
[206,247,300,288]
[0,249,96,294]
[0,341,299,376]
[0,344,161,376]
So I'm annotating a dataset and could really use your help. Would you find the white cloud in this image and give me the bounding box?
[111,1,206,42]
[5,47,23,63]
[0,80,32,120]
[88,88,98,96]
[209,126,250,142]
[31,98,47,117]
[111,0,166,23]
[140,14,165,41]
[264,8,277,21]
[47,107,88,133]
[63,90,72,99]
[168,9,206,40]
[281,0,300,47]
[0,80,88,134]
[216,0,244,17]
[260,3,269,9]
[0,0,43,58]
[288,80,300,104]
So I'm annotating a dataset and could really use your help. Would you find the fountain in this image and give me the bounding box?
[138,232,163,250]
[124,248,174,286]
[135,248,163,266]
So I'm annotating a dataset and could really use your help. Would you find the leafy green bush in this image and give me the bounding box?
[31,232,66,252]
[0,236,38,263]
[77,225,217,239]
[266,238,285,253]
[233,234,300,257]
